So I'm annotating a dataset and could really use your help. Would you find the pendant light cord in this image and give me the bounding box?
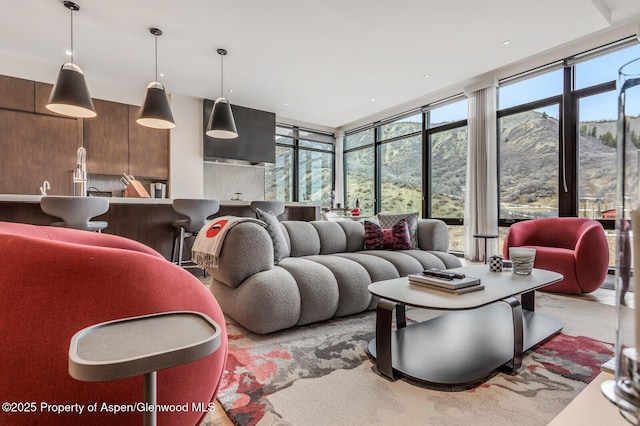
[220,54,224,97]
[155,34,158,83]
[69,7,74,65]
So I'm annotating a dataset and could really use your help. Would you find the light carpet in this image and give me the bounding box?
[217,292,628,426]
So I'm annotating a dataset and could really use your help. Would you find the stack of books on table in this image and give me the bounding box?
[408,269,484,294]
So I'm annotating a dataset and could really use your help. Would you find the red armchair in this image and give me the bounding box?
[503,217,609,294]
[0,222,228,425]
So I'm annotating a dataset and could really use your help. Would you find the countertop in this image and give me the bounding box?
[0,194,317,207]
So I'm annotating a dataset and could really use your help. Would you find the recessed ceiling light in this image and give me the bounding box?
[284,102,289,106]
[371,98,376,102]
[159,73,165,77]
[228,89,234,93]
[424,74,430,78]
[502,40,511,46]
[65,50,72,56]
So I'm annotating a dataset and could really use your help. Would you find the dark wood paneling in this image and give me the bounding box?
[128,105,170,179]
[0,109,79,195]
[0,75,34,112]
[84,99,129,175]
[34,81,60,117]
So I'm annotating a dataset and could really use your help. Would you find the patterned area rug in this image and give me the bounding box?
[217,292,618,426]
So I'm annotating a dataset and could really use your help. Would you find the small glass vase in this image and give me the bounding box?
[602,56,640,424]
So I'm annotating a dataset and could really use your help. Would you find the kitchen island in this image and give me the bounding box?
[0,195,319,260]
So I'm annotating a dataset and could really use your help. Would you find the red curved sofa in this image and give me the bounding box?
[0,221,228,425]
[503,217,609,294]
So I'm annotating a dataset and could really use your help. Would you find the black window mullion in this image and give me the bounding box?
[560,64,578,217]
[293,127,300,202]
[374,125,381,214]
[423,110,430,219]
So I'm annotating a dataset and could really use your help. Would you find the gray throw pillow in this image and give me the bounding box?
[256,207,290,264]
[377,212,419,248]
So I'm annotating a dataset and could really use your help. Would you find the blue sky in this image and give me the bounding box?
[499,43,640,121]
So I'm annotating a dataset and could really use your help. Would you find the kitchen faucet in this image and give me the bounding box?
[40,180,50,195]
[73,147,87,197]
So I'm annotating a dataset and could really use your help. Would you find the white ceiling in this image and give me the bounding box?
[0,0,639,130]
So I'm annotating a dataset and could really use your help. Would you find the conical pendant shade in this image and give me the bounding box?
[46,63,96,118]
[137,82,175,129]
[206,97,238,139]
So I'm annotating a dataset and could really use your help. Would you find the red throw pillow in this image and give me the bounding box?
[364,219,412,250]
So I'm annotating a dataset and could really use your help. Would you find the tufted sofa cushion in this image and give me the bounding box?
[208,218,462,334]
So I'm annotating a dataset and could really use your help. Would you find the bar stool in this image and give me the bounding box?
[249,201,285,219]
[40,196,109,232]
[171,199,220,269]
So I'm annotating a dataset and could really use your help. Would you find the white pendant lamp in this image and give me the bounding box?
[206,48,238,139]
[137,28,175,129]
[46,1,96,118]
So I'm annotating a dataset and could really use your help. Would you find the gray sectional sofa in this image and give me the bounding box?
[207,218,462,334]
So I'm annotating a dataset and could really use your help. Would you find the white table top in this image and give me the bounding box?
[368,264,563,311]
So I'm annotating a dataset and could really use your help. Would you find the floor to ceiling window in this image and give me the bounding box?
[379,113,422,214]
[298,130,335,206]
[574,44,640,221]
[496,40,640,264]
[341,37,639,259]
[498,68,563,223]
[343,99,468,251]
[344,128,375,216]
[265,125,335,207]
[428,98,468,251]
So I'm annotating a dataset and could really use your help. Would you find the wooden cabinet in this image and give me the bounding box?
[128,105,169,179]
[0,75,34,112]
[83,99,129,176]
[0,73,170,190]
[0,109,79,195]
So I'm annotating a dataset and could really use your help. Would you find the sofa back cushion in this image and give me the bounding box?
[311,221,348,254]
[282,221,321,257]
[337,221,365,252]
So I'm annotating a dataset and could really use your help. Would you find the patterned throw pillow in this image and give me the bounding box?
[255,207,290,264]
[364,219,412,250]
[377,212,419,248]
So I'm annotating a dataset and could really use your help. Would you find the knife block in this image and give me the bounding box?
[124,181,150,198]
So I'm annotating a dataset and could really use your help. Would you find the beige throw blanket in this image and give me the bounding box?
[192,216,265,268]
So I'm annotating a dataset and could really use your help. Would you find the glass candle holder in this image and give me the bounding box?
[602,56,640,424]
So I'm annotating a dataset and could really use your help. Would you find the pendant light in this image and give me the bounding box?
[206,48,238,139]
[137,28,175,129]
[47,1,96,118]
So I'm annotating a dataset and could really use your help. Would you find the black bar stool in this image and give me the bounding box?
[171,199,220,270]
[249,201,285,219]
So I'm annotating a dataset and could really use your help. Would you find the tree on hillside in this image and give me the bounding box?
[580,124,588,136]
[632,129,640,149]
[599,131,616,148]
[590,126,597,138]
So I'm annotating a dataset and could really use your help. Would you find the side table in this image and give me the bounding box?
[68,311,221,426]
[473,233,499,263]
